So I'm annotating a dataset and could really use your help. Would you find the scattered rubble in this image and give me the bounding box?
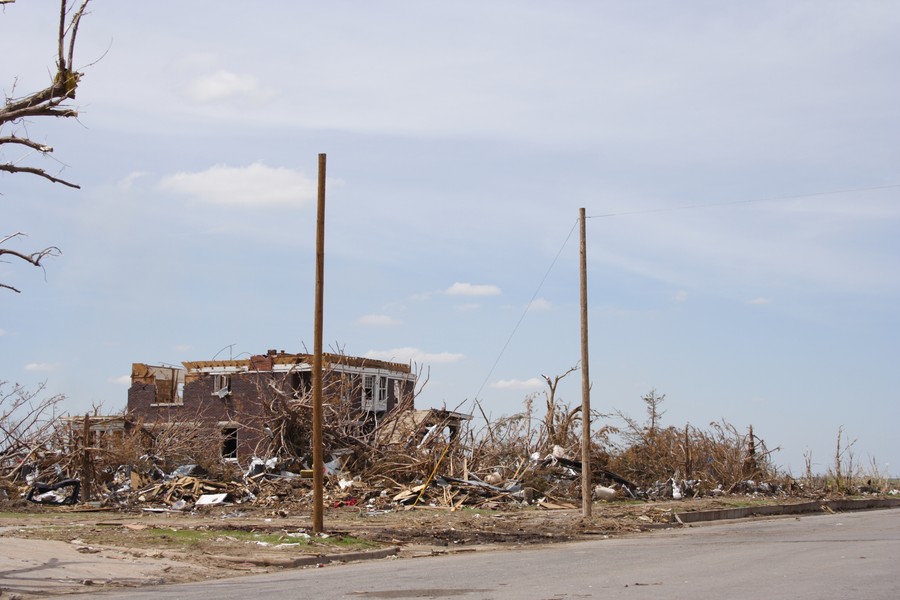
[25,478,80,505]
[2,378,894,516]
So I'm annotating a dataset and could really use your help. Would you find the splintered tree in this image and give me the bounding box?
[610,389,782,491]
[540,365,582,450]
[1,0,92,292]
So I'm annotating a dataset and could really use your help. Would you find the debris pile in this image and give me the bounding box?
[1,377,889,512]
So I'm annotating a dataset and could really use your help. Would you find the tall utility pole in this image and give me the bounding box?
[81,414,91,503]
[579,207,592,517]
[312,153,327,533]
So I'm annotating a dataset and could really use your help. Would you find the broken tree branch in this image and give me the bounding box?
[0,164,79,188]
[0,233,62,292]
[1,0,92,292]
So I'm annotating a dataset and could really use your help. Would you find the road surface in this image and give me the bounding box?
[88,508,899,600]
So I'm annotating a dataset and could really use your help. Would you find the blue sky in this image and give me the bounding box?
[2,1,898,476]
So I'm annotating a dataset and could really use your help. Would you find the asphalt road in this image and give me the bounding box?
[89,508,899,600]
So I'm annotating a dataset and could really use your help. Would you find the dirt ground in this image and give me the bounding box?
[0,495,829,598]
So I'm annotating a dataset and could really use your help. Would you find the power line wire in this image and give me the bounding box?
[469,218,580,406]
[467,181,899,411]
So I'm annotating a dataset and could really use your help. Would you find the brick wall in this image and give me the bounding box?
[127,366,416,465]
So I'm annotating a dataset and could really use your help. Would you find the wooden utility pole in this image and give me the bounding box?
[579,208,592,517]
[312,153,327,533]
[81,413,91,503]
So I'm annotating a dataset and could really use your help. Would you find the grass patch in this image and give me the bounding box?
[147,527,378,551]
[0,511,69,520]
[0,521,379,554]
[0,511,36,519]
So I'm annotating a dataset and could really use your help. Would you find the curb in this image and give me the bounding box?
[211,545,400,567]
[672,497,900,525]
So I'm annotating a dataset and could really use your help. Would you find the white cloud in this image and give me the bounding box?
[173,344,192,353]
[674,290,689,302]
[158,162,316,207]
[118,171,148,190]
[529,298,552,311]
[365,347,464,364]
[109,375,132,386]
[185,69,274,103]
[24,363,58,373]
[491,377,544,390]
[748,297,772,305]
[0,329,6,337]
[358,314,402,326]
[445,282,501,297]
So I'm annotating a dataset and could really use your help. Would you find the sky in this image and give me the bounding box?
[2,1,898,477]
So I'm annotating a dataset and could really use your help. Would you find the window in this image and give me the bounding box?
[221,427,238,460]
[153,378,183,406]
[148,367,184,407]
[213,374,232,398]
[362,374,375,412]
[340,373,351,404]
[361,374,388,412]
[378,376,388,410]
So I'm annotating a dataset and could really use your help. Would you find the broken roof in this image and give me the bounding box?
[378,408,473,446]
[182,351,411,374]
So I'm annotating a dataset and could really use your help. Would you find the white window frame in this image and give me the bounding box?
[221,426,239,460]
[213,373,232,398]
[362,374,376,412]
[377,376,388,412]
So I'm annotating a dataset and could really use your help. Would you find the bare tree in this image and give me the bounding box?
[541,365,580,449]
[642,388,666,437]
[0,380,66,479]
[1,0,92,292]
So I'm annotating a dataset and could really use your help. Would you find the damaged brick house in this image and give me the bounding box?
[127,350,416,463]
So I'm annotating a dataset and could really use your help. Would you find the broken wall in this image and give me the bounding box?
[127,354,418,465]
